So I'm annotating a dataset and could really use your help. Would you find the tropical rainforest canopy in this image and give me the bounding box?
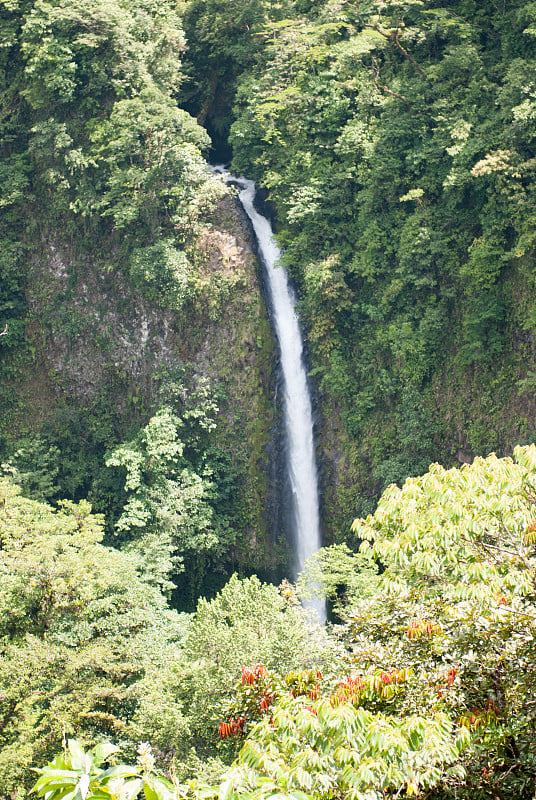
[1,0,536,797]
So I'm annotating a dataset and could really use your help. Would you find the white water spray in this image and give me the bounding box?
[217,170,326,621]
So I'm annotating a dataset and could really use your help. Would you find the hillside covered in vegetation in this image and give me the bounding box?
[2,0,536,796]
[184,0,536,531]
[180,0,536,524]
[0,0,285,601]
[2,0,536,576]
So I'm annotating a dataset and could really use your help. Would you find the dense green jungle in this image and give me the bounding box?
[2,0,536,797]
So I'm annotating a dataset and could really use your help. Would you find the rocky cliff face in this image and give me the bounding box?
[4,182,286,579]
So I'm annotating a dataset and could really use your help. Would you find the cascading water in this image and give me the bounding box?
[216,169,326,621]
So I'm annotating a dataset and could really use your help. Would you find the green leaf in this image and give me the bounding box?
[93,743,120,767]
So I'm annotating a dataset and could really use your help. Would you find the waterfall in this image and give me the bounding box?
[216,169,326,621]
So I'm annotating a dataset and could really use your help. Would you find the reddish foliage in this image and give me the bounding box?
[260,695,272,711]
[219,716,246,739]
[446,667,457,686]
[220,666,322,740]
[461,700,498,731]
[406,619,441,639]
[241,664,267,686]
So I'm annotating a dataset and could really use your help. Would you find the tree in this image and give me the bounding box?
[0,477,186,795]
[302,445,536,798]
[147,574,337,765]
[105,394,228,591]
[224,695,467,800]
[33,739,180,800]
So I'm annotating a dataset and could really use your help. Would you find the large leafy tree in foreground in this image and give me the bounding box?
[347,445,536,797]
[0,478,186,795]
[0,474,335,792]
[27,445,536,799]
[288,444,536,799]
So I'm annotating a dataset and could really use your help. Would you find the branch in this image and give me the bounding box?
[475,537,536,579]
[368,57,411,106]
[392,27,426,78]
[356,12,426,79]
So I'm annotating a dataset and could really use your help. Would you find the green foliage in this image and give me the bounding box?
[187,574,331,678]
[9,0,213,238]
[223,0,536,521]
[163,574,336,762]
[5,437,63,501]
[181,0,284,151]
[81,574,336,774]
[129,242,193,311]
[26,447,536,800]
[297,543,378,617]
[0,477,187,795]
[341,445,536,797]
[106,397,225,590]
[225,697,466,800]
[87,94,211,235]
[33,739,179,800]
[0,0,224,537]
[205,446,536,800]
